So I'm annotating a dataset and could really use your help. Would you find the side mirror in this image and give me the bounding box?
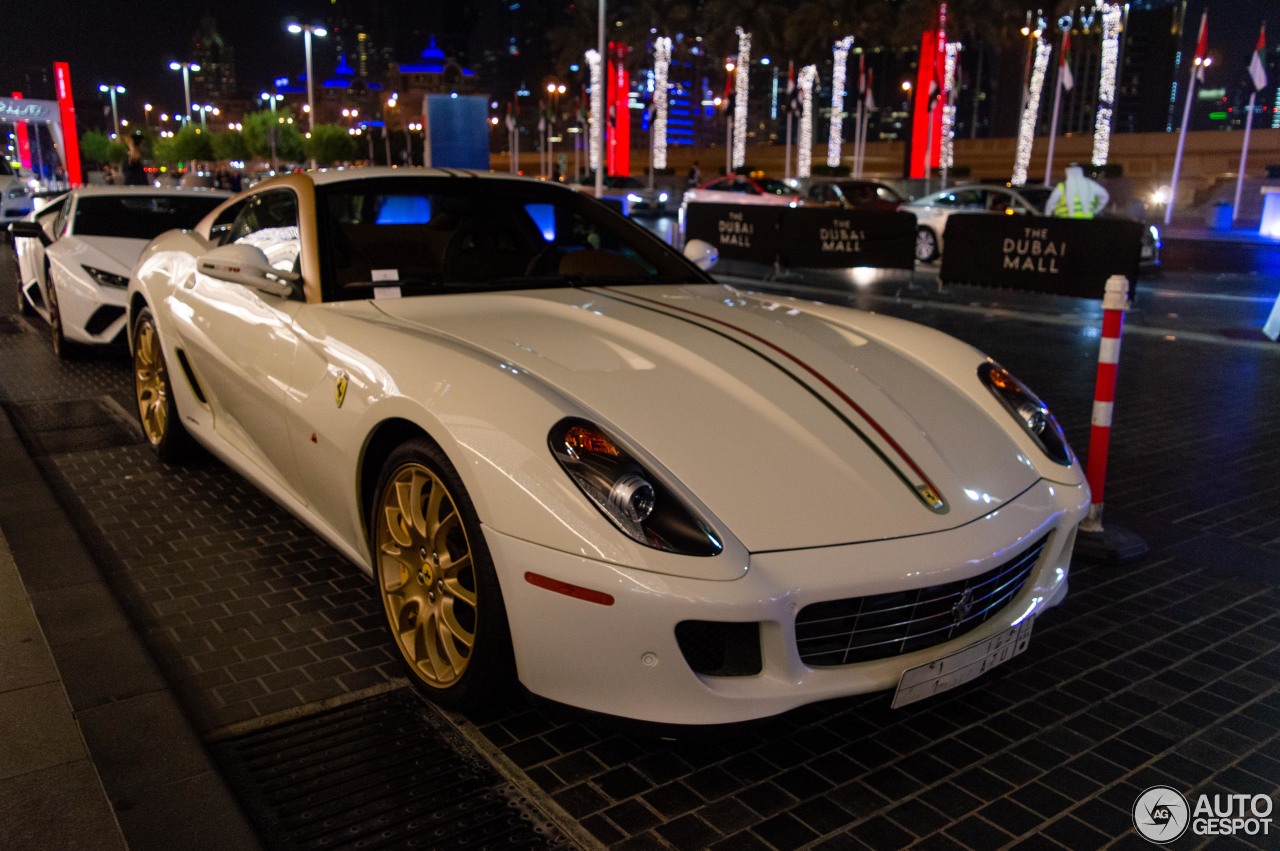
[195,242,299,297]
[683,238,719,271]
[8,220,51,247]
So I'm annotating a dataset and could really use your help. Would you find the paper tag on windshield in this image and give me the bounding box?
[371,269,398,282]
[373,286,402,299]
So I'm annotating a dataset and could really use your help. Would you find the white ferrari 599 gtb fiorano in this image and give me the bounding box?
[126,168,1088,725]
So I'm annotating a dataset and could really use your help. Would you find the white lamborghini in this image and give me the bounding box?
[11,186,229,356]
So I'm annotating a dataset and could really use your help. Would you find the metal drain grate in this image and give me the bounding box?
[212,689,574,850]
[4,397,143,456]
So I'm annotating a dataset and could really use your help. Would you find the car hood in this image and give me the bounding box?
[369,283,1052,552]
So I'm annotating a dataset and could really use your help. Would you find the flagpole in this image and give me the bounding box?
[1044,29,1067,186]
[1232,92,1256,225]
[784,113,792,182]
[1233,25,1267,226]
[1166,10,1207,227]
[852,100,863,178]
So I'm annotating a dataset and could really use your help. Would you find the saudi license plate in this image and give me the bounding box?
[891,618,1034,709]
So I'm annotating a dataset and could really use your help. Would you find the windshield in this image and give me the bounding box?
[756,179,793,196]
[72,193,226,239]
[317,177,711,301]
[1017,187,1052,211]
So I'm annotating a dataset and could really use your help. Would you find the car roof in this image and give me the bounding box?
[67,185,233,199]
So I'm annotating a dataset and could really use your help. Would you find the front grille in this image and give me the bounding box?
[796,534,1048,667]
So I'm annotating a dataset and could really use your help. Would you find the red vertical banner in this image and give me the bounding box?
[909,29,946,179]
[52,62,83,186]
[606,43,630,177]
[11,92,32,169]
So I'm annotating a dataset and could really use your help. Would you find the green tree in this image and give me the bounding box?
[153,126,213,168]
[303,124,358,166]
[211,130,250,162]
[243,109,305,163]
[79,130,127,165]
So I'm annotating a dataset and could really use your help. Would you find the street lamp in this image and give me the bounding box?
[260,91,284,114]
[285,19,327,136]
[545,82,566,179]
[144,102,153,130]
[98,84,125,138]
[168,61,201,125]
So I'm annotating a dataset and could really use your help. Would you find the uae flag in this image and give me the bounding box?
[785,60,799,113]
[1192,11,1209,83]
[1060,32,1074,91]
[1248,25,1268,92]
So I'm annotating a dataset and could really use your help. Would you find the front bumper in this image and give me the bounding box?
[487,477,1088,724]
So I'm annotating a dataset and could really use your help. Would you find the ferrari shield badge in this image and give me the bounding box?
[334,371,349,408]
[917,485,945,511]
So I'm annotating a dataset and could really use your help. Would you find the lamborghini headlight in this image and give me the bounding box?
[82,265,129,288]
[550,418,722,556]
[979,361,1072,466]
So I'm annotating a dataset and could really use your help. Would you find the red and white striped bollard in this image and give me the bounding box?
[1080,274,1129,534]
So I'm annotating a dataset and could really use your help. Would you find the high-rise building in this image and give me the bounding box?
[189,14,237,105]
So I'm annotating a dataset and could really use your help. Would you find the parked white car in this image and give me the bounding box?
[1,159,34,224]
[11,186,229,356]
[905,183,1160,267]
[127,168,1088,725]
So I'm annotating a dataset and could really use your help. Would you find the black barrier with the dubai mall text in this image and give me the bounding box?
[683,203,782,262]
[779,208,917,270]
[939,213,1144,299]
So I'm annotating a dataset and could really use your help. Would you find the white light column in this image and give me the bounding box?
[653,37,672,171]
[732,28,751,170]
[586,49,603,179]
[941,43,960,183]
[1091,2,1122,167]
[827,36,854,169]
[1012,36,1051,186]
[798,64,817,178]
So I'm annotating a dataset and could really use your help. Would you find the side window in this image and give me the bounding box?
[211,200,248,245]
[37,199,66,239]
[53,199,72,238]
[230,189,302,286]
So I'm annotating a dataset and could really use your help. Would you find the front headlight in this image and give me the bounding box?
[978,361,1072,466]
[550,418,722,556]
[82,265,129,288]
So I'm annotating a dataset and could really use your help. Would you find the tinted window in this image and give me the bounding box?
[72,194,225,239]
[317,177,710,301]
[757,179,793,196]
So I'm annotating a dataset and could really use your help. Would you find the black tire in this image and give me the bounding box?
[915,226,940,263]
[16,274,34,315]
[46,262,73,358]
[132,307,192,462]
[370,437,515,712]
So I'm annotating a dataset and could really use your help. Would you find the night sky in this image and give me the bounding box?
[0,0,1274,126]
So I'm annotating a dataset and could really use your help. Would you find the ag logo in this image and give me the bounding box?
[334,371,349,408]
[1133,786,1189,843]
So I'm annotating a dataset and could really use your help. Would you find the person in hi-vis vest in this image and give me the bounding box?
[1044,164,1110,218]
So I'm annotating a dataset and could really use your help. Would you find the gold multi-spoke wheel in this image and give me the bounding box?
[132,307,190,461]
[372,440,512,709]
[134,318,168,445]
